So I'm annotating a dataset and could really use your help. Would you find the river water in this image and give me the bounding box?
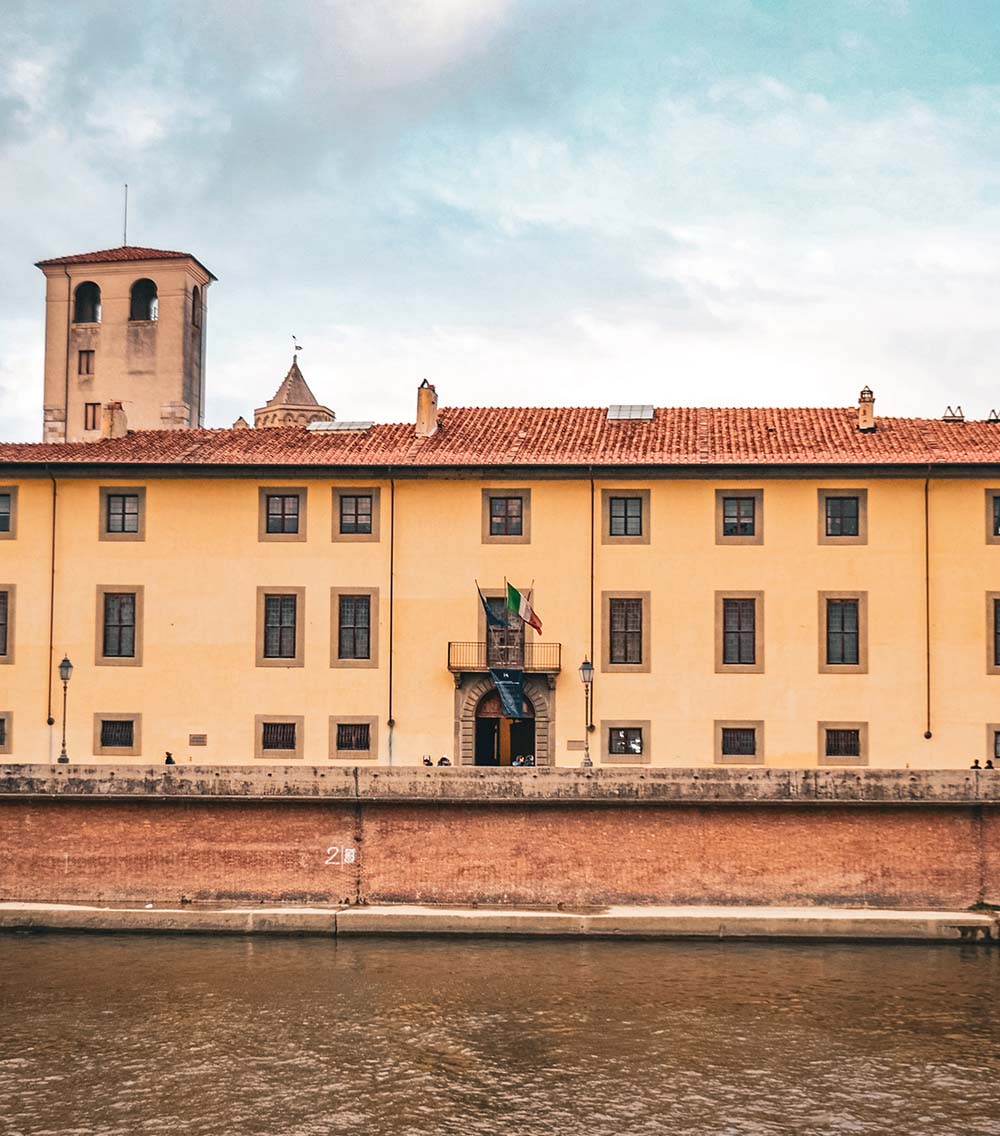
[1,934,998,1135]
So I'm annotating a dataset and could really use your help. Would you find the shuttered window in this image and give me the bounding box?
[263,595,297,659]
[339,595,371,660]
[102,593,136,658]
[723,598,756,665]
[609,598,642,664]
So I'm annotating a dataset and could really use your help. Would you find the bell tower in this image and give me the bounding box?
[35,245,216,442]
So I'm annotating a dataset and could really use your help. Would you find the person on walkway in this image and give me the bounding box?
[437,755,452,766]
[164,751,176,766]
[422,755,433,766]
[971,759,982,769]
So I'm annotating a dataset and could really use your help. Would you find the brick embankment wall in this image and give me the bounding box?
[0,765,997,908]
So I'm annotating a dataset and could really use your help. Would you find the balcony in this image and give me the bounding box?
[448,641,562,674]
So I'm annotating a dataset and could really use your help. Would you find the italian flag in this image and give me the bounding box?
[507,583,542,634]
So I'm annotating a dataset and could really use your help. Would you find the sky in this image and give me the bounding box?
[3,0,1000,441]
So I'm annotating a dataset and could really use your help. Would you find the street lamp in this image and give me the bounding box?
[57,655,73,764]
[578,657,594,768]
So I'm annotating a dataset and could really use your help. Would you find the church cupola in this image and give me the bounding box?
[254,355,334,428]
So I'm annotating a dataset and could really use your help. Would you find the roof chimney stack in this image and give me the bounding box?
[416,379,438,438]
[858,386,875,433]
[100,401,128,440]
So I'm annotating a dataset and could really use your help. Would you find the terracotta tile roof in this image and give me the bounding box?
[3,407,1000,470]
[35,246,216,280]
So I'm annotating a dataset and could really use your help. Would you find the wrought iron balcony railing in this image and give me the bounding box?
[447,641,562,673]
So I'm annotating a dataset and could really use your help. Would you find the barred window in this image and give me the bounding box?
[994,730,1000,761]
[609,497,642,537]
[0,591,7,657]
[0,717,5,746]
[340,495,373,535]
[262,722,296,751]
[106,493,140,534]
[264,595,297,658]
[825,728,860,758]
[489,496,523,536]
[608,727,643,755]
[103,593,136,658]
[100,719,134,748]
[609,598,642,664]
[337,723,371,752]
[723,496,756,537]
[826,599,859,666]
[266,495,300,535]
[339,595,371,660]
[825,496,859,537]
[723,598,756,665]
[0,494,10,533]
[722,727,756,756]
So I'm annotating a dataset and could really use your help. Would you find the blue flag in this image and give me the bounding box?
[489,667,525,718]
[478,584,507,628]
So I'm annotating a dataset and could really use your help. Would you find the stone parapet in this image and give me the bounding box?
[0,764,997,805]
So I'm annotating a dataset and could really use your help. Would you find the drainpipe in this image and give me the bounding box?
[924,473,932,739]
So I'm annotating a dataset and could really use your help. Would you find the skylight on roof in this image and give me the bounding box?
[307,421,374,432]
[607,405,654,421]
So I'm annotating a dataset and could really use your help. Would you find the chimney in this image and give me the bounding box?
[857,386,875,433]
[416,379,438,438]
[100,401,128,440]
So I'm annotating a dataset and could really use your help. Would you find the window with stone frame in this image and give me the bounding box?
[722,496,756,537]
[721,726,757,757]
[609,598,642,665]
[106,493,140,535]
[336,723,371,752]
[489,495,523,537]
[262,721,297,751]
[338,594,371,660]
[608,726,643,756]
[722,598,756,665]
[102,593,136,658]
[609,496,643,537]
[266,494,300,535]
[826,599,860,666]
[824,495,860,537]
[339,494,373,535]
[263,594,297,659]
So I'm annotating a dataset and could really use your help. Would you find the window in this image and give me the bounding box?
[818,592,868,674]
[0,487,17,539]
[0,588,11,662]
[84,403,100,431]
[339,494,372,534]
[715,489,763,545]
[601,720,651,764]
[0,711,10,755]
[106,493,140,534]
[254,714,304,760]
[610,497,642,537]
[818,722,869,766]
[609,727,642,755]
[258,488,307,542]
[98,487,146,541]
[715,720,764,765]
[723,599,756,665]
[101,719,134,748]
[826,600,858,665]
[267,494,300,534]
[988,725,1000,761]
[191,285,202,329]
[338,595,371,660]
[985,491,1000,545]
[329,716,378,760]
[78,349,95,376]
[103,593,136,658]
[609,598,642,665]
[73,281,101,324]
[989,594,1000,675]
[93,713,142,757]
[332,488,381,542]
[601,489,650,545]
[330,588,379,668]
[264,594,298,659]
[129,278,158,321]
[483,593,524,668]
[490,496,522,536]
[602,591,650,673]
[817,489,868,545]
[481,488,531,544]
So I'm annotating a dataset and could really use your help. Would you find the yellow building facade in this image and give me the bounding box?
[3,399,1000,770]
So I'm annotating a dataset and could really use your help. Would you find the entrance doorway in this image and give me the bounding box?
[474,690,535,766]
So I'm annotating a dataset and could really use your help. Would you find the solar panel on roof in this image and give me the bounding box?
[607,405,654,421]
[307,421,374,432]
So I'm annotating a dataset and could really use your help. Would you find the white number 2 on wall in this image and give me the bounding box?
[324,845,358,866]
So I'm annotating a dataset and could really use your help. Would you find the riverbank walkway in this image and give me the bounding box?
[0,902,995,942]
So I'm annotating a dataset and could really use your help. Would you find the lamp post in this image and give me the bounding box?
[57,655,73,764]
[579,657,594,768]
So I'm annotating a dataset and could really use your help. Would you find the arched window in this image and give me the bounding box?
[191,285,202,328]
[129,279,158,321]
[73,281,101,324]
